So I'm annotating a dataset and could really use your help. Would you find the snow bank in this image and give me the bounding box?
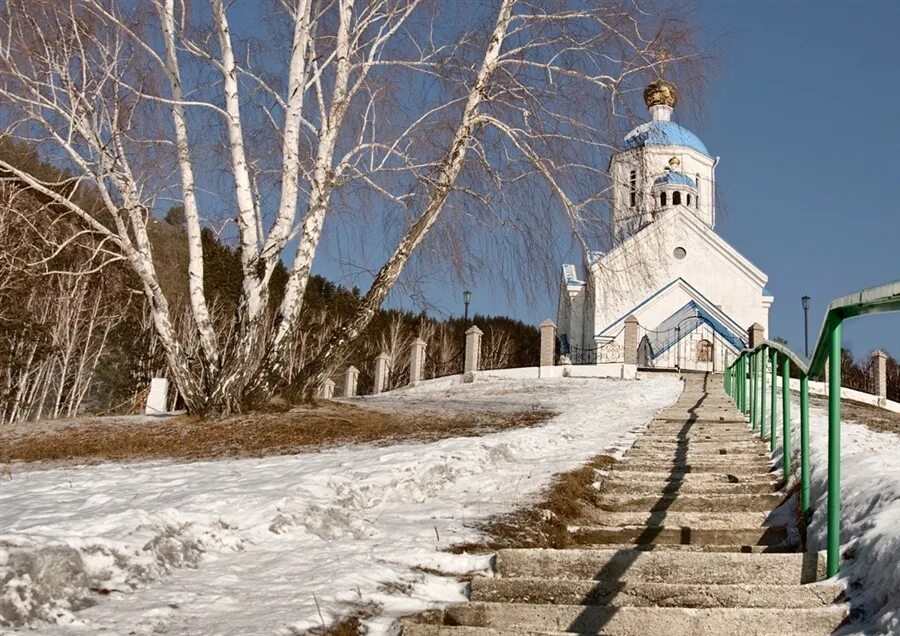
[0,376,681,634]
[771,391,900,634]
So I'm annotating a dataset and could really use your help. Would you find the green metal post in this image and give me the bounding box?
[800,374,811,522]
[755,352,761,428]
[760,346,767,439]
[736,357,742,409]
[743,355,749,415]
[827,323,842,577]
[782,355,792,478]
[770,349,778,452]
[751,352,758,429]
[741,355,747,415]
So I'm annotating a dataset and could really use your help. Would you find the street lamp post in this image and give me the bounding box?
[463,290,472,326]
[802,295,811,357]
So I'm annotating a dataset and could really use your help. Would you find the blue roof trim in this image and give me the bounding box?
[649,301,747,358]
[597,277,746,338]
[624,120,709,156]
[653,172,696,188]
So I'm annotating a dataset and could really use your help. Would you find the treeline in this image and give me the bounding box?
[782,346,899,402]
[0,139,538,423]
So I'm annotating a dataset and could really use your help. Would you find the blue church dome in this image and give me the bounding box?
[624,120,709,156]
[653,171,696,188]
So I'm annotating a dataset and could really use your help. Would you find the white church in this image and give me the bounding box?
[557,79,772,372]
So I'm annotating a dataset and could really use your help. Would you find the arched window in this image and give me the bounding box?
[629,170,637,207]
[687,193,692,206]
[696,339,713,362]
[660,191,667,207]
[673,190,682,206]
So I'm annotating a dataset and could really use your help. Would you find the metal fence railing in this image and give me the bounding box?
[724,280,900,576]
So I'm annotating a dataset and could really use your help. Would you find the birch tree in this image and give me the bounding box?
[0,0,699,412]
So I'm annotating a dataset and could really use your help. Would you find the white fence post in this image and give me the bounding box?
[873,350,887,403]
[410,338,426,386]
[318,379,335,399]
[145,378,169,415]
[624,315,639,366]
[344,366,359,397]
[464,326,483,383]
[539,320,556,366]
[374,352,391,394]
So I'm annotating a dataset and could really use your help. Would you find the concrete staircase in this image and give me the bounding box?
[402,373,848,635]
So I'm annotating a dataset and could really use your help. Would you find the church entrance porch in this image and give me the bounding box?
[635,312,741,373]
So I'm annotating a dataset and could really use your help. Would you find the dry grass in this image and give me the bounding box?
[0,402,552,467]
[809,395,900,435]
[451,454,616,552]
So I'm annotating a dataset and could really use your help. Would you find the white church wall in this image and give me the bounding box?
[592,212,769,339]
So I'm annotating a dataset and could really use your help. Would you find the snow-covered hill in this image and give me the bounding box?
[1,376,682,634]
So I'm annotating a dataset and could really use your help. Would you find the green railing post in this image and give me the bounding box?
[743,354,749,416]
[782,354,791,478]
[827,322,843,577]
[749,353,755,427]
[742,355,748,415]
[770,349,778,452]
[800,373,811,522]
[760,346,767,440]
[737,357,743,412]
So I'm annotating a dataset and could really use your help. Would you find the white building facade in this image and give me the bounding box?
[558,79,773,372]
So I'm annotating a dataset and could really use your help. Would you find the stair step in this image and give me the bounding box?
[470,578,844,608]
[570,543,793,553]
[495,549,826,585]
[568,525,788,547]
[612,462,772,475]
[434,602,849,635]
[604,471,777,484]
[575,510,774,529]
[623,453,770,464]
[593,493,784,512]
[640,433,761,442]
[631,440,765,450]
[600,480,777,495]
[401,625,564,636]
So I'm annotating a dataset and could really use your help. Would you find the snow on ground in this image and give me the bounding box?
[0,376,682,634]
[771,390,900,635]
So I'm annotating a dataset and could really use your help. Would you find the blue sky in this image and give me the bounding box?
[346,0,898,360]
[691,0,899,359]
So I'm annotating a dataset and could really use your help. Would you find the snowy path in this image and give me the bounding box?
[1,376,682,634]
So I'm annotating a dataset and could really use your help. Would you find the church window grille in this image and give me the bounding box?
[673,191,682,206]
[660,191,667,207]
[697,339,714,362]
[629,170,637,207]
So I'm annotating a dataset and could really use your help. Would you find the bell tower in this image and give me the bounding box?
[610,79,718,244]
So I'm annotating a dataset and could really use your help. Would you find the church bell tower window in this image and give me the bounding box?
[629,170,637,207]
[673,191,682,206]
[660,191,667,207]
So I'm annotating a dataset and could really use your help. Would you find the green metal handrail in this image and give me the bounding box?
[724,280,900,577]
